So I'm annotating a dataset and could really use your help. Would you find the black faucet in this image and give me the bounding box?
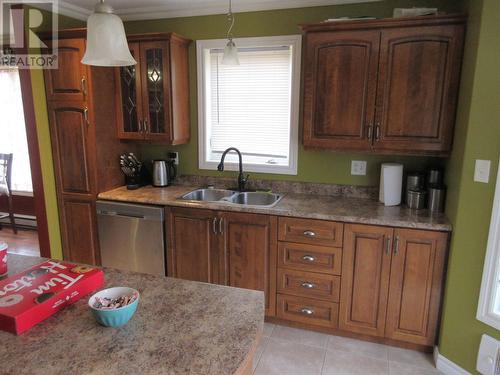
[217,147,249,191]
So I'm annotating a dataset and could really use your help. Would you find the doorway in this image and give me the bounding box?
[0,67,51,258]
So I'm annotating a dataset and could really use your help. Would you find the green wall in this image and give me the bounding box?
[439,0,500,372]
[124,0,460,186]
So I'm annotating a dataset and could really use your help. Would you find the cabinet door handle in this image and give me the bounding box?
[218,217,224,235]
[300,308,314,316]
[212,217,217,235]
[83,107,89,125]
[303,230,316,237]
[81,76,87,98]
[386,237,391,256]
[366,123,373,140]
[375,123,380,141]
[302,255,316,262]
[144,119,149,133]
[138,120,143,133]
[394,235,400,255]
[301,282,316,289]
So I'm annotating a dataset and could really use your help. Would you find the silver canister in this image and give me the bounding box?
[407,173,425,191]
[406,190,427,209]
[428,186,446,212]
[427,169,444,187]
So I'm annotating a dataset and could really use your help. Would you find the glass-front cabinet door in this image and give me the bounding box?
[116,42,144,140]
[139,41,172,142]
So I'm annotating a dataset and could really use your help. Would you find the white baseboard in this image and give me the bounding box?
[434,347,472,375]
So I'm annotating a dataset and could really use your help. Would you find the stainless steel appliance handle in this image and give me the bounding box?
[301,282,316,289]
[302,255,316,262]
[303,230,316,237]
[300,308,314,316]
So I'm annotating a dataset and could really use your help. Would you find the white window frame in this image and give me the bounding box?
[477,157,500,330]
[196,35,301,175]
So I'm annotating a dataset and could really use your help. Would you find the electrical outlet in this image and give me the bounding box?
[474,160,491,183]
[351,160,367,176]
[168,152,179,165]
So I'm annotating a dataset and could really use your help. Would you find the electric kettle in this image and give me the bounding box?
[152,160,177,187]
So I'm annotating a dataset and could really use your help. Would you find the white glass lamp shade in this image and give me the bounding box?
[222,39,239,65]
[82,8,136,66]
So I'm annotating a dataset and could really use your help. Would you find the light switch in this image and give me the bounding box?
[351,160,367,176]
[474,160,491,183]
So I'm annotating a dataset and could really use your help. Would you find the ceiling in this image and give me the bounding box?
[55,0,380,21]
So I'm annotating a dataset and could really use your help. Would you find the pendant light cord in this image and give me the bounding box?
[226,0,235,41]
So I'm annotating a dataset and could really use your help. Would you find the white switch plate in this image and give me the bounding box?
[477,334,499,375]
[474,160,491,183]
[351,160,367,176]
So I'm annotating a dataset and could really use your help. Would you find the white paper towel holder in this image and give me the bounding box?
[379,163,404,206]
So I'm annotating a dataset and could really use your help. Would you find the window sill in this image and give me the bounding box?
[199,160,297,176]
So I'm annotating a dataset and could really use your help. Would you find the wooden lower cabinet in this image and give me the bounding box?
[385,229,448,346]
[340,224,448,346]
[167,207,220,284]
[339,224,393,337]
[277,294,338,329]
[167,208,277,316]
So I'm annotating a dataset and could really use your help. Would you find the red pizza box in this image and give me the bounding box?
[0,260,104,334]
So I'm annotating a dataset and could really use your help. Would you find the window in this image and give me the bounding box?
[197,35,301,175]
[477,159,500,329]
[0,67,32,193]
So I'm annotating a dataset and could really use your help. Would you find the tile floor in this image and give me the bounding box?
[253,323,442,375]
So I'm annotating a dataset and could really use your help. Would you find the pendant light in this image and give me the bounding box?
[81,0,136,66]
[221,0,239,65]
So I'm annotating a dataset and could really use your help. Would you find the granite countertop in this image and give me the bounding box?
[1,255,264,375]
[98,185,452,231]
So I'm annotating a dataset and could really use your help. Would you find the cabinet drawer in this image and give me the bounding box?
[277,269,340,302]
[277,294,338,328]
[278,242,342,275]
[278,217,343,247]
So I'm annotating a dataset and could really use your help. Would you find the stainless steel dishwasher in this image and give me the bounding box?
[96,200,165,276]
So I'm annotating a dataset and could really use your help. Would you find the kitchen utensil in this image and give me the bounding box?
[379,163,404,206]
[152,159,177,187]
[406,190,427,209]
[428,186,446,213]
[120,153,144,189]
[88,287,140,328]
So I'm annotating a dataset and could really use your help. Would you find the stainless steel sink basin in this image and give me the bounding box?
[181,188,236,202]
[181,189,283,208]
[227,192,283,207]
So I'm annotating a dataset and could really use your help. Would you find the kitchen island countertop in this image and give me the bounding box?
[98,184,452,231]
[0,254,263,375]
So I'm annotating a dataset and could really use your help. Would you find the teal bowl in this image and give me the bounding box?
[88,287,139,328]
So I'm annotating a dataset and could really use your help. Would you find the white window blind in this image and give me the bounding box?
[197,36,301,175]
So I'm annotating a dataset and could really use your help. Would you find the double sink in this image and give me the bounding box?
[181,188,283,208]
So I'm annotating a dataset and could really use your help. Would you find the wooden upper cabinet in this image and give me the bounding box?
[115,33,191,144]
[374,25,465,154]
[167,207,220,284]
[47,101,94,195]
[303,30,380,150]
[385,229,448,345]
[44,39,87,102]
[339,224,393,337]
[301,15,466,156]
[115,42,144,140]
[222,212,278,317]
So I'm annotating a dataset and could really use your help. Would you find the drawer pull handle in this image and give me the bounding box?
[300,308,314,316]
[303,230,316,237]
[301,282,316,289]
[302,255,316,262]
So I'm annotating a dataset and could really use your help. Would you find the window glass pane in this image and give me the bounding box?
[0,68,32,192]
[207,46,292,167]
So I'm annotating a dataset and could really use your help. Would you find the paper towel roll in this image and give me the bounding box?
[379,163,404,206]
